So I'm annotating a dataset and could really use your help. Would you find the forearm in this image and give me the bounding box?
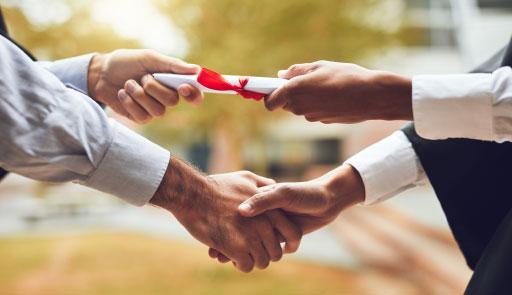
[370,71,413,121]
[0,36,169,206]
[322,163,366,208]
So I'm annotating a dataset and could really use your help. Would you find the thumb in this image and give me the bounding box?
[264,83,291,111]
[238,190,289,217]
[145,52,201,74]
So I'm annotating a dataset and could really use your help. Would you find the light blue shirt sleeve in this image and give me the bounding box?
[0,36,170,206]
[37,53,94,95]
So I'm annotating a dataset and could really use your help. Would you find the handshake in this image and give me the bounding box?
[86,49,413,272]
[149,158,364,273]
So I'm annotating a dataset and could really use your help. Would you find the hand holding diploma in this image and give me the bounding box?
[264,60,413,123]
[87,49,204,124]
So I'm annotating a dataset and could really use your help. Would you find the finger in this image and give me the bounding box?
[117,89,151,123]
[290,215,327,235]
[250,240,270,269]
[278,63,318,79]
[257,223,283,262]
[267,210,302,254]
[209,248,219,259]
[217,253,231,263]
[233,253,254,273]
[125,80,166,117]
[141,74,179,107]
[253,175,276,187]
[209,248,231,263]
[143,50,201,74]
[264,83,291,111]
[178,84,204,106]
[241,171,276,187]
[238,190,290,217]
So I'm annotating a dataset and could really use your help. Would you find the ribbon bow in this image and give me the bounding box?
[197,68,265,101]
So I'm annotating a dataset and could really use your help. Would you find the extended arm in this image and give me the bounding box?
[0,36,169,205]
[0,36,302,272]
[36,50,204,123]
[267,61,512,142]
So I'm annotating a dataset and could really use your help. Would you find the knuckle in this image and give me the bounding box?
[143,49,157,58]
[240,170,252,177]
[288,64,299,73]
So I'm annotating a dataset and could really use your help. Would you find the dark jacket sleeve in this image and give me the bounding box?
[402,123,512,269]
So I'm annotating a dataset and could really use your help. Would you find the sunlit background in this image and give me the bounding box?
[1,0,512,294]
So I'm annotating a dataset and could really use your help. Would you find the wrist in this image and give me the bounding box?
[87,53,107,101]
[371,71,413,121]
[150,157,211,215]
[323,164,365,208]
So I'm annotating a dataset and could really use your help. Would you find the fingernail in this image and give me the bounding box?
[126,80,136,93]
[277,70,287,78]
[238,203,252,212]
[180,87,191,97]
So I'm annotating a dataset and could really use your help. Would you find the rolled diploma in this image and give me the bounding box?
[154,73,288,95]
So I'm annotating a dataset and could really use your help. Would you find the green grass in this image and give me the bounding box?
[0,232,361,295]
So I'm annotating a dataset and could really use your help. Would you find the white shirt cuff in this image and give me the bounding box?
[82,120,170,206]
[345,131,425,205]
[413,73,493,140]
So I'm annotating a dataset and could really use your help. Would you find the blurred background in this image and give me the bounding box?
[1,0,511,294]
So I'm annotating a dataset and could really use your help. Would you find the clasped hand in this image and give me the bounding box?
[206,164,365,270]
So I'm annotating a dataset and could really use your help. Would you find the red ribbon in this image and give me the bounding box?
[197,68,265,101]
